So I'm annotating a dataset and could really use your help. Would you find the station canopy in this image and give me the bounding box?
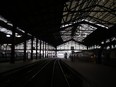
[0,0,116,47]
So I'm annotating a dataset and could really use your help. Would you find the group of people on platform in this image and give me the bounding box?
[64,52,78,62]
[64,52,96,63]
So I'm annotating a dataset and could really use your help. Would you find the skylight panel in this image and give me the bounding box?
[0,26,12,35]
[61,36,72,42]
[74,24,97,41]
[0,26,22,38]
[0,15,7,23]
[17,27,25,33]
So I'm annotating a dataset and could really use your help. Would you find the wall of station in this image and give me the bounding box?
[57,41,87,58]
[0,38,55,62]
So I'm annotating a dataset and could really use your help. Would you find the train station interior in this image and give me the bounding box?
[0,0,116,87]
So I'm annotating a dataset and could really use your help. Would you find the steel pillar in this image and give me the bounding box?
[31,36,34,60]
[36,38,38,59]
[23,32,27,62]
[40,40,41,59]
[10,25,16,63]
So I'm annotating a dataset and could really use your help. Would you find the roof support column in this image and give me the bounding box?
[97,46,103,64]
[39,40,41,59]
[31,36,34,60]
[46,44,48,58]
[43,41,44,58]
[55,47,57,58]
[23,32,27,62]
[109,38,112,49]
[36,38,38,59]
[87,46,88,50]
[45,42,47,58]
[10,25,16,63]
[47,45,49,58]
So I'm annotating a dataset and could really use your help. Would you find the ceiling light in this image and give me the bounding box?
[6,34,11,37]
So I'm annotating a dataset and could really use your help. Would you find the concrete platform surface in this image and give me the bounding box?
[62,59,116,87]
[0,58,116,87]
[0,59,40,74]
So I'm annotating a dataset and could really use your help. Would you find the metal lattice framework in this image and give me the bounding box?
[0,0,116,47]
[60,0,116,43]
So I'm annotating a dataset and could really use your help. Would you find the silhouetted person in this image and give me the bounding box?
[64,52,67,59]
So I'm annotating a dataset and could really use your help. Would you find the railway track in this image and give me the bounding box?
[0,59,93,87]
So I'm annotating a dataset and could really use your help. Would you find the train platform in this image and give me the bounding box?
[0,59,40,74]
[0,58,116,87]
[62,59,116,87]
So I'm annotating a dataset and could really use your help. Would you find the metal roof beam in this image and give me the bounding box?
[96,5,116,16]
[60,20,106,31]
[65,0,73,22]
[87,16,115,25]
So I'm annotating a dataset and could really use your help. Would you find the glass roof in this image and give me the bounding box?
[73,24,97,41]
[60,0,116,42]
[0,26,22,37]
[0,26,12,35]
